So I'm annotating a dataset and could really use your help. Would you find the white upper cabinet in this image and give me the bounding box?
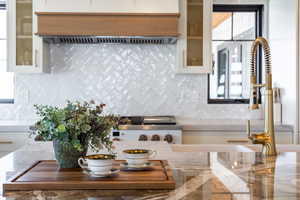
[36,0,90,13]
[7,0,49,73]
[36,0,179,13]
[177,0,213,74]
[134,0,179,13]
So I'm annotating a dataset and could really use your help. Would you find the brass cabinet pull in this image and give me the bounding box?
[227,139,249,143]
[0,141,13,144]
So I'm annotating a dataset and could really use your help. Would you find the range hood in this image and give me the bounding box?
[35,12,180,44]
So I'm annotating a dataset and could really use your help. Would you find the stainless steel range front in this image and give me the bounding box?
[111,116,182,144]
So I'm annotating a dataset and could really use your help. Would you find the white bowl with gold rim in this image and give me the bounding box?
[122,149,156,166]
[78,154,115,174]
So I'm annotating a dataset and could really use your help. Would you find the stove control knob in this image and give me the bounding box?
[164,134,173,144]
[151,135,161,141]
[112,138,121,142]
[139,134,148,141]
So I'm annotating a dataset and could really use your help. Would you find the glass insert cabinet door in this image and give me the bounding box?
[177,0,212,74]
[16,0,33,66]
[8,0,49,73]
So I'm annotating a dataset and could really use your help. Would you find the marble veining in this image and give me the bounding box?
[1,142,300,199]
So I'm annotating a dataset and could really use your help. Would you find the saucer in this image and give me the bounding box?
[83,168,120,178]
[120,162,154,171]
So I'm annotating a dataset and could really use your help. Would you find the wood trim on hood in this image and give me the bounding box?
[35,12,180,37]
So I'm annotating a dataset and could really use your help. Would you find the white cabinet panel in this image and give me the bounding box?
[36,0,179,13]
[91,0,137,13]
[134,0,179,13]
[36,0,90,12]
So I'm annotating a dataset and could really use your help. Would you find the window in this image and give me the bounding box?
[208,5,263,104]
[0,0,14,103]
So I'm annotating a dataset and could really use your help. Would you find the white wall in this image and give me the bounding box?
[269,0,298,128]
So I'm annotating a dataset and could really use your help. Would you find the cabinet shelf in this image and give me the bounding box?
[188,36,203,40]
[17,35,32,39]
[22,15,32,20]
[188,3,203,6]
[16,0,31,4]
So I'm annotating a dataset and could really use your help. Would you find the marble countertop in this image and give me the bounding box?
[1,142,300,199]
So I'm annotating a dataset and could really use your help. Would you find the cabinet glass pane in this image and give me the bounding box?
[16,0,32,66]
[187,0,203,67]
[233,12,256,40]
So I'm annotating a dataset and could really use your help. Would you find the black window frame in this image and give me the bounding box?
[208,4,263,104]
[0,1,5,9]
[0,1,14,104]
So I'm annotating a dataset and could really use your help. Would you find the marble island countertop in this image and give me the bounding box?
[1,142,300,199]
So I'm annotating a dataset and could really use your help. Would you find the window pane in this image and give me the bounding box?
[212,12,232,40]
[210,41,251,100]
[233,12,256,40]
[0,2,14,101]
[0,9,6,39]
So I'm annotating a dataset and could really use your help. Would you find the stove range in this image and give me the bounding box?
[112,116,182,144]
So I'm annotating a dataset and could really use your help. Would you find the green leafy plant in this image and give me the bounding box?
[32,100,119,152]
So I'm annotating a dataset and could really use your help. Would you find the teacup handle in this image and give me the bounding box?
[149,150,157,159]
[78,157,88,169]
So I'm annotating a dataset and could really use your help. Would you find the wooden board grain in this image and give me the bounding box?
[3,160,175,192]
[35,12,179,36]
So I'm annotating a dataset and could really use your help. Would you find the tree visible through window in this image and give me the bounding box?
[0,0,14,103]
[208,5,263,104]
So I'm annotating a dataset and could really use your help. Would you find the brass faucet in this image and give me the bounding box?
[247,37,277,156]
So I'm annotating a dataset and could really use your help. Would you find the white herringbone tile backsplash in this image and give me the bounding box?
[0,44,261,120]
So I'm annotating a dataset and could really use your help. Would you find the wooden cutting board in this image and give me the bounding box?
[3,160,175,192]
